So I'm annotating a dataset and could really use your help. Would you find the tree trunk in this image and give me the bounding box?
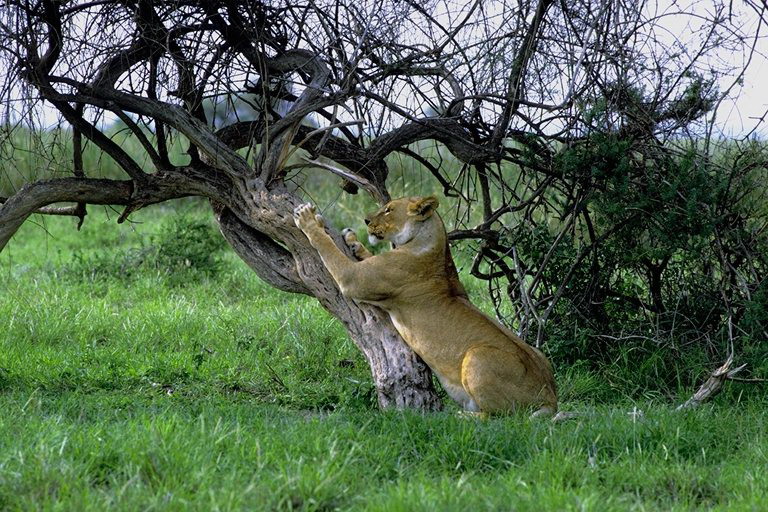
[214,199,443,411]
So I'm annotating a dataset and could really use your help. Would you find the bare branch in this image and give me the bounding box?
[259,49,332,181]
[0,172,216,251]
[489,0,555,149]
[0,178,132,251]
[676,353,749,410]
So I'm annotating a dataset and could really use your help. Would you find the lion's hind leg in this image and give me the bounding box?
[342,228,373,260]
[530,405,557,419]
[460,345,557,415]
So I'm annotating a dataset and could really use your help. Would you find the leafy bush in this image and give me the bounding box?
[62,214,226,283]
[154,215,226,276]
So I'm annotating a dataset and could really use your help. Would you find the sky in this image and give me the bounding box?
[659,1,768,138]
[714,49,767,137]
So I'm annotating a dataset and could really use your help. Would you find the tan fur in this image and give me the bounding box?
[294,196,557,414]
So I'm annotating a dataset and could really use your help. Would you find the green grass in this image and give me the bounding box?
[1,203,767,511]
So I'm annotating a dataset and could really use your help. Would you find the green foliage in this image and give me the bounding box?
[60,211,226,284]
[505,129,768,391]
[154,214,226,276]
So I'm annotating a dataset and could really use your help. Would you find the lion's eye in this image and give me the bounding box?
[383,207,391,214]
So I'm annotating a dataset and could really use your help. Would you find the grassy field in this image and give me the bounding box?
[1,202,766,511]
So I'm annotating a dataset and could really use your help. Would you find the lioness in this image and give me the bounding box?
[294,196,557,415]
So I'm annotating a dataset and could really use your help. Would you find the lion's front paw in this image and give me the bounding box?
[293,203,325,233]
[342,228,372,260]
[341,228,358,245]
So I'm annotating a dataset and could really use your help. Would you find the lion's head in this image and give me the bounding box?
[365,196,439,247]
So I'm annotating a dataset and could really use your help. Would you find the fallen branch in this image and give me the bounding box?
[677,316,766,410]
[676,353,751,410]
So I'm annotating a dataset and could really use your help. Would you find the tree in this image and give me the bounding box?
[1,0,766,408]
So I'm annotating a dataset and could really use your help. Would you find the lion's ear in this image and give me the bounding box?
[408,196,439,219]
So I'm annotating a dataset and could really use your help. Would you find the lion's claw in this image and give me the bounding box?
[294,203,327,235]
[341,227,371,260]
[342,228,356,243]
[294,203,317,229]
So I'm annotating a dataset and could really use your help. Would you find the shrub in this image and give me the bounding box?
[61,214,226,283]
[154,215,226,276]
